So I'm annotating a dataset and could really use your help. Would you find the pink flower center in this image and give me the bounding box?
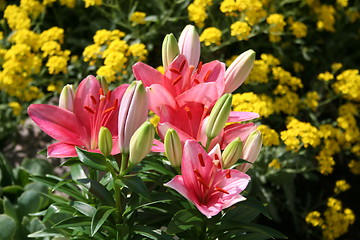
[83,88,119,149]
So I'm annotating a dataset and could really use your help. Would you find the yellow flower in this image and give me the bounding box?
[156,66,165,74]
[333,69,360,101]
[40,27,64,44]
[83,0,101,8]
[4,5,31,30]
[8,101,22,116]
[103,39,128,57]
[104,51,127,69]
[268,159,281,169]
[129,11,146,25]
[93,29,112,45]
[318,71,334,81]
[96,65,116,83]
[41,40,62,57]
[304,91,320,111]
[9,29,40,51]
[348,160,360,175]
[232,92,274,118]
[188,0,209,28]
[315,4,336,32]
[305,211,323,227]
[128,43,148,61]
[290,21,307,38]
[316,151,335,175]
[46,50,70,75]
[331,62,342,72]
[258,125,280,146]
[219,0,237,14]
[200,27,222,46]
[334,180,350,194]
[266,14,286,42]
[59,0,76,8]
[83,44,101,64]
[20,0,44,18]
[336,0,348,7]
[230,21,251,41]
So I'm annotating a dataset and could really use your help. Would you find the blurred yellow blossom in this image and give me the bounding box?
[232,92,274,118]
[266,14,286,42]
[331,62,343,72]
[336,0,348,7]
[41,41,62,57]
[304,91,320,111]
[20,0,44,18]
[306,211,323,227]
[4,5,31,30]
[156,66,165,74]
[268,159,281,169]
[348,160,360,175]
[290,21,307,38]
[315,4,336,32]
[128,43,148,61]
[200,27,222,46]
[96,65,116,83]
[130,11,146,25]
[188,0,210,28]
[46,50,70,74]
[83,0,101,8]
[281,118,320,151]
[334,180,350,194]
[258,125,280,146]
[40,27,64,44]
[333,69,360,101]
[318,71,334,81]
[230,21,251,41]
[8,101,22,116]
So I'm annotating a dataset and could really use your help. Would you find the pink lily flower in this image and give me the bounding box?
[165,140,250,218]
[28,75,128,158]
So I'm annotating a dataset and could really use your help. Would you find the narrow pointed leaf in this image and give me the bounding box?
[115,176,151,201]
[91,206,116,236]
[77,178,115,206]
[71,201,96,217]
[167,209,204,234]
[76,147,107,171]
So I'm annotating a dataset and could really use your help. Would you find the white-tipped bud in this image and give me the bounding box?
[224,49,255,93]
[162,33,180,69]
[118,81,148,154]
[237,130,262,173]
[164,128,182,167]
[206,94,232,140]
[129,121,155,165]
[59,84,76,112]
[178,25,200,67]
[222,137,243,168]
[98,126,112,157]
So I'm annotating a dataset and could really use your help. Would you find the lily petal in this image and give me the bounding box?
[47,142,78,158]
[132,62,164,87]
[228,111,260,122]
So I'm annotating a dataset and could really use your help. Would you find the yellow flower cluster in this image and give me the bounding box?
[290,21,307,38]
[334,180,350,194]
[268,158,281,170]
[272,66,303,91]
[199,27,222,46]
[247,53,280,83]
[307,198,355,240]
[230,21,251,41]
[258,125,280,146]
[8,102,22,116]
[4,5,31,30]
[83,0,101,8]
[220,0,266,26]
[318,71,334,81]
[337,103,359,144]
[130,11,146,25]
[314,3,336,32]
[333,69,360,101]
[348,160,360,175]
[266,14,286,42]
[187,0,212,28]
[280,117,320,151]
[304,91,320,111]
[232,92,274,118]
[83,29,148,82]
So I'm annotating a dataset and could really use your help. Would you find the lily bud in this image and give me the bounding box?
[222,137,243,168]
[224,49,255,93]
[206,93,232,140]
[178,25,200,67]
[96,75,109,95]
[162,33,180,69]
[164,128,182,167]
[98,126,112,157]
[129,122,155,165]
[118,81,148,154]
[59,84,75,112]
[237,130,262,173]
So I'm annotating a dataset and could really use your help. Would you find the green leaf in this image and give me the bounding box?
[167,209,204,234]
[77,178,115,206]
[0,153,14,186]
[28,229,64,238]
[18,190,46,217]
[31,175,86,201]
[70,201,96,217]
[61,158,82,166]
[43,203,77,222]
[0,214,16,240]
[21,158,54,175]
[76,147,107,171]
[134,225,173,240]
[91,206,116,236]
[115,176,151,201]
[2,185,23,194]
[52,216,91,229]
[3,198,18,223]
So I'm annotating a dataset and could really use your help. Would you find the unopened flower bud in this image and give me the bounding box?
[178,25,200,67]
[237,130,262,173]
[162,33,180,69]
[206,93,232,140]
[96,75,109,95]
[59,84,75,112]
[98,126,112,157]
[222,137,243,168]
[118,81,148,153]
[224,49,255,93]
[129,122,155,165]
[164,128,182,167]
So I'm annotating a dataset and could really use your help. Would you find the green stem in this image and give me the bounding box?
[205,138,212,152]
[120,153,129,174]
[106,160,123,230]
